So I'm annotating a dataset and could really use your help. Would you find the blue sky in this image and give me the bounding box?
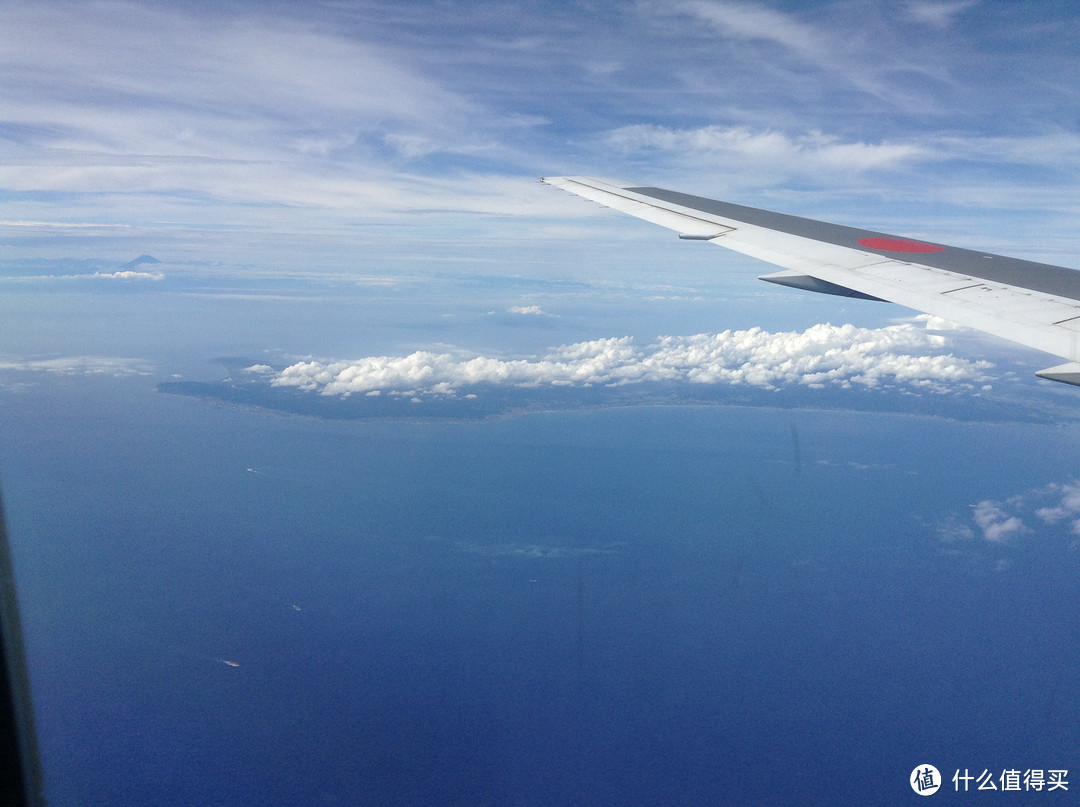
[5,0,1080,267]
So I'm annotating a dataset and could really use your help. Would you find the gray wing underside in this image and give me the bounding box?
[542,176,1080,386]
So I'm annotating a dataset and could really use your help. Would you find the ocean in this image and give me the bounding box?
[3,374,1079,805]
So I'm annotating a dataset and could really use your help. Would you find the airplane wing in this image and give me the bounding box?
[542,176,1080,386]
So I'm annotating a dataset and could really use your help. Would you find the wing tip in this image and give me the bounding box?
[1035,361,1080,387]
[540,176,636,190]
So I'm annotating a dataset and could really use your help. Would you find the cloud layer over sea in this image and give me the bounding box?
[265,322,992,398]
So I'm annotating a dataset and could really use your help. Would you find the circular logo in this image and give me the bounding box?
[911,765,941,796]
[857,236,946,254]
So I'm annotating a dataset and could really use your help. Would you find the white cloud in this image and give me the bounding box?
[1034,481,1080,534]
[0,220,131,229]
[0,2,513,219]
[5,0,1080,267]
[602,124,1080,181]
[0,270,164,282]
[930,131,1080,172]
[937,515,976,543]
[669,0,922,101]
[970,500,1029,542]
[507,305,553,316]
[911,314,966,331]
[0,356,152,377]
[3,4,478,160]
[604,125,925,176]
[677,0,824,61]
[269,322,991,398]
[91,270,164,280]
[945,479,1080,545]
[902,1,979,29]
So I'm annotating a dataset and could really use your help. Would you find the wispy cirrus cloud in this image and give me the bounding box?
[432,536,623,560]
[604,125,925,175]
[5,0,1080,266]
[0,270,164,282]
[0,1,521,221]
[266,321,991,398]
[0,355,153,377]
[666,0,954,105]
[902,1,979,30]
[3,4,478,160]
[603,125,1080,180]
[675,0,832,64]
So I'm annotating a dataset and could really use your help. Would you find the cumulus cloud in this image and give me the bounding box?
[507,305,552,316]
[1034,481,1080,534]
[971,500,1029,542]
[911,313,965,331]
[269,322,991,398]
[944,480,1080,545]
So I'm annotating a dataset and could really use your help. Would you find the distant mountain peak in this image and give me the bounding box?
[120,254,162,269]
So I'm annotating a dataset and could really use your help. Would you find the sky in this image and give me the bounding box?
[7,0,1080,395]
[6,0,1080,263]
[5,1,1080,804]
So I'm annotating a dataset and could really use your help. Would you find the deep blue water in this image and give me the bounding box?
[3,375,1080,805]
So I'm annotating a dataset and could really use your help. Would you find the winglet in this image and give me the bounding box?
[1035,362,1080,386]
